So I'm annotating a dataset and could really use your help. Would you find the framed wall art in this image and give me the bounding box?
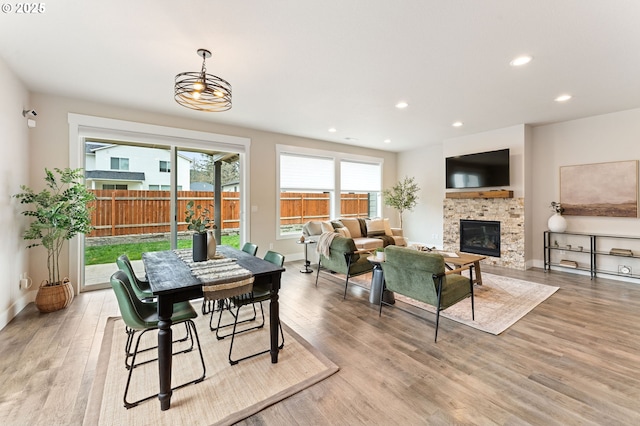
[560,160,638,217]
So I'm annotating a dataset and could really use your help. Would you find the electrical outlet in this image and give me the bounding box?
[618,265,632,275]
[269,243,274,249]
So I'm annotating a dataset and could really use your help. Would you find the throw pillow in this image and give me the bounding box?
[331,220,344,230]
[366,218,386,237]
[321,221,334,233]
[383,218,393,236]
[304,221,323,236]
[340,218,362,238]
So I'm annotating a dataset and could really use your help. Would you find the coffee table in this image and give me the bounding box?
[439,252,486,285]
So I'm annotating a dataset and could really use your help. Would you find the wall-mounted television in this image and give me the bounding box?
[445,148,510,189]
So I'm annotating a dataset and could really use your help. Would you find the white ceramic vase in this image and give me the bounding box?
[207,230,217,259]
[547,213,567,233]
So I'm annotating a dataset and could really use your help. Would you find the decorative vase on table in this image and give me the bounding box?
[207,230,217,259]
[192,232,208,262]
[548,213,567,233]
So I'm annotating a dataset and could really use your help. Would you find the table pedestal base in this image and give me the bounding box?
[369,263,395,305]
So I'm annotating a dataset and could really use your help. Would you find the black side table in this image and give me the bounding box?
[297,239,316,273]
[367,255,395,305]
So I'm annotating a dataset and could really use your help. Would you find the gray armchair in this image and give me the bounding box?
[380,246,474,342]
[315,236,373,298]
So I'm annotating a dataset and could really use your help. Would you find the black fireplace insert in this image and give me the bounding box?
[460,219,501,257]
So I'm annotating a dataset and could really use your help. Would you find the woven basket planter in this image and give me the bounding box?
[35,278,75,313]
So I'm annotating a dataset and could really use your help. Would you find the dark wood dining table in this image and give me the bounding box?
[142,245,285,411]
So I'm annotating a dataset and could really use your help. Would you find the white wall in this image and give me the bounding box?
[399,125,526,247]
[530,108,640,267]
[0,57,33,329]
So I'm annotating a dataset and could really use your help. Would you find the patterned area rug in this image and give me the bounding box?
[349,272,559,335]
[84,304,338,425]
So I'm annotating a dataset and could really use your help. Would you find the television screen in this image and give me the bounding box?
[445,148,510,189]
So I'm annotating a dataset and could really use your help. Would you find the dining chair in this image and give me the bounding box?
[241,242,259,256]
[216,250,285,365]
[117,254,190,361]
[116,254,154,302]
[110,270,206,408]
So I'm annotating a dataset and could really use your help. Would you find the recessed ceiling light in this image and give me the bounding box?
[452,121,463,127]
[554,94,572,102]
[395,101,408,109]
[328,127,337,133]
[384,139,391,144]
[510,55,533,67]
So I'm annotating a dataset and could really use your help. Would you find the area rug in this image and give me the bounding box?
[346,272,559,335]
[84,310,339,426]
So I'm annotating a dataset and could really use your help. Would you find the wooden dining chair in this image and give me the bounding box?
[216,250,285,365]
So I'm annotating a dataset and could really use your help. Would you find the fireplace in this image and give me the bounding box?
[460,219,501,257]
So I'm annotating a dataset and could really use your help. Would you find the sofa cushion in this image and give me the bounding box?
[354,237,384,250]
[339,218,363,238]
[320,221,334,233]
[365,218,386,237]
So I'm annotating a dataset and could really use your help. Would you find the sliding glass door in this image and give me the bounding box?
[82,140,241,290]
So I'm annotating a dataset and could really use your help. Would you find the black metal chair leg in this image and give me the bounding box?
[124,320,206,409]
[228,305,285,366]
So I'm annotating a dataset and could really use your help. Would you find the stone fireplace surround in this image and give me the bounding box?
[443,197,525,270]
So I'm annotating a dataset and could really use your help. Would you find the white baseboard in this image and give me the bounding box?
[0,291,36,331]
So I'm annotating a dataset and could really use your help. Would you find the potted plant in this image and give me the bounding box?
[185,200,217,261]
[14,168,95,312]
[383,176,420,228]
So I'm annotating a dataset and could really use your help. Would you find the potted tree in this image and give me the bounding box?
[184,200,217,261]
[14,168,95,312]
[383,176,420,228]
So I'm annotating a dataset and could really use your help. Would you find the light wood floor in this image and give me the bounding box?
[1,262,640,425]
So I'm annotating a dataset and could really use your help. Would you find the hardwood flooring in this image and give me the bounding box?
[1,262,640,425]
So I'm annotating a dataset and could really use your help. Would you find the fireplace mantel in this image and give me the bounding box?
[445,190,513,199]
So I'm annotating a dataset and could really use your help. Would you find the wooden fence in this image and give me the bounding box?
[87,190,369,237]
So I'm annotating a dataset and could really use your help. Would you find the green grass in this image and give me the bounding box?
[85,235,240,265]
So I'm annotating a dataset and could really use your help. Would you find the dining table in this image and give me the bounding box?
[142,245,285,411]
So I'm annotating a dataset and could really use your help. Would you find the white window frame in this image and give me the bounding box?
[276,144,383,239]
[68,113,251,294]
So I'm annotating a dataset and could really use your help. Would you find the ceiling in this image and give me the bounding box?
[1,1,640,152]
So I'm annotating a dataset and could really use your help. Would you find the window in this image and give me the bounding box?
[103,184,128,190]
[277,145,383,238]
[340,160,382,218]
[110,157,129,170]
[159,160,170,173]
[279,152,334,236]
[149,184,176,190]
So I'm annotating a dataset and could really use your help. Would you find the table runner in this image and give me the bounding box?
[173,248,255,299]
